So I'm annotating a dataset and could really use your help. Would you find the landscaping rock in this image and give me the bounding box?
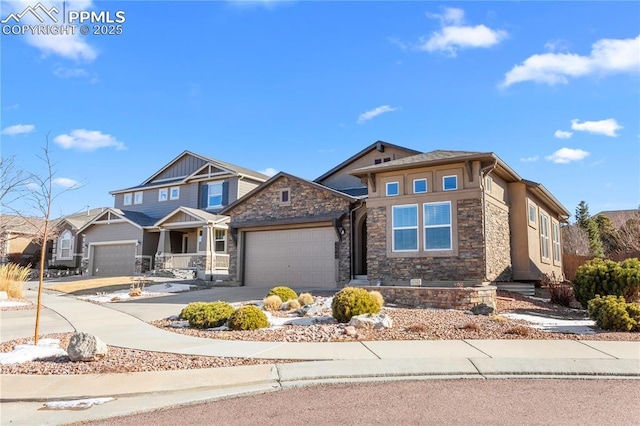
[471,303,494,316]
[344,325,357,336]
[67,332,108,362]
[348,313,393,330]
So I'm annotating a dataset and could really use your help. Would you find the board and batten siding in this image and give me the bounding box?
[153,155,207,181]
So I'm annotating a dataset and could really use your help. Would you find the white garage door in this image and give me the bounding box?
[92,244,136,277]
[245,227,336,288]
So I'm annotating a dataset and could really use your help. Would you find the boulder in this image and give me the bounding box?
[344,325,357,336]
[67,332,108,362]
[471,303,494,316]
[348,313,393,330]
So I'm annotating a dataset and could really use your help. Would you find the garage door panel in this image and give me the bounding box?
[93,244,135,277]
[245,227,336,288]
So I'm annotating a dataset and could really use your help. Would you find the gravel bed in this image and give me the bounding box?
[2,291,637,376]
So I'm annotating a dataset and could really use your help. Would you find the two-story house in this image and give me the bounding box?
[76,151,268,278]
[222,143,570,288]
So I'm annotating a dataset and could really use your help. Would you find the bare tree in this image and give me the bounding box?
[0,155,28,205]
[562,224,591,256]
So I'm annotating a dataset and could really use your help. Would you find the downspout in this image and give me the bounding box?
[348,200,365,281]
[480,159,498,283]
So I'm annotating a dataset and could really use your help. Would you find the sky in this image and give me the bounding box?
[1,0,639,220]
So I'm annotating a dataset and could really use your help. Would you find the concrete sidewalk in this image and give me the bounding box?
[1,286,639,425]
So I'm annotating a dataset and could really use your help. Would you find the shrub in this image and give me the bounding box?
[461,322,480,332]
[128,288,142,297]
[180,301,235,329]
[368,290,385,307]
[405,323,428,333]
[0,263,31,299]
[286,299,301,310]
[573,258,640,308]
[506,325,530,336]
[227,305,269,331]
[298,292,314,306]
[267,286,298,302]
[331,287,381,323]
[587,295,640,332]
[263,295,283,311]
[548,283,575,307]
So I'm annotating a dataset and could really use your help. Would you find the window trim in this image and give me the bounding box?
[423,201,452,251]
[413,178,427,194]
[123,193,132,206]
[158,188,168,202]
[386,182,400,197]
[134,191,143,205]
[486,176,493,194]
[442,175,458,191]
[539,213,550,261]
[279,188,291,205]
[170,186,180,200]
[207,182,223,208]
[552,221,561,265]
[392,204,419,252]
[528,203,537,227]
[214,228,227,253]
[58,230,73,260]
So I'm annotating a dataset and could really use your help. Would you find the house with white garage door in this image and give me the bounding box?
[77,151,268,278]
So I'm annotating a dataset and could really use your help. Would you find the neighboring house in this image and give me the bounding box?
[222,143,570,288]
[49,208,107,270]
[77,151,268,278]
[0,214,46,266]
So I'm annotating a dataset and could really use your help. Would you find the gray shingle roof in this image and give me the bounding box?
[351,150,487,174]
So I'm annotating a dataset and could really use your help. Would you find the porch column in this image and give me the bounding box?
[157,229,171,254]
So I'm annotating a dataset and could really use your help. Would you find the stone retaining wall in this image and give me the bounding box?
[359,285,496,310]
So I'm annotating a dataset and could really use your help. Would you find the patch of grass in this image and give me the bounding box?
[506,325,530,336]
[46,277,134,295]
[492,315,509,323]
[0,263,30,299]
[461,322,481,332]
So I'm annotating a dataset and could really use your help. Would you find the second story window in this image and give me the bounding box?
[443,176,458,191]
[279,188,291,205]
[134,191,143,204]
[158,188,168,201]
[386,182,399,196]
[413,179,427,194]
[170,187,180,200]
[208,182,223,208]
[123,193,132,206]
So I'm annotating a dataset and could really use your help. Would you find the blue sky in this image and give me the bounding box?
[1,0,639,219]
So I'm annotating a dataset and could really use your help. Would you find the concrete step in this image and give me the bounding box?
[496,282,535,296]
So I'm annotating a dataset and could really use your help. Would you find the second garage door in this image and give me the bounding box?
[245,227,336,287]
[92,244,136,277]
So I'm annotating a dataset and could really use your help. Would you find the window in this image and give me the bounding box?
[123,193,132,206]
[528,204,537,225]
[486,176,493,193]
[413,179,427,194]
[552,221,561,264]
[214,229,227,252]
[386,182,399,196]
[59,231,73,259]
[443,175,458,191]
[374,157,392,165]
[424,202,452,250]
[540,213,550,260]
[170,187,180,200]
[158,188,168,202]
[279,188,290,205]
[392,205,418,251]
[208,183,223,208]
[134,191,143,204]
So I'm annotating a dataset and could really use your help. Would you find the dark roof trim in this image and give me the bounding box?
[230,213,344,229]
[220,171,357,215]
[314,140,420,183]
[522,179,571,219]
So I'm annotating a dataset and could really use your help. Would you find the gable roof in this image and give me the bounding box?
[77,208,157,233]
[522,180,571,219]
[54,207,108,230]
[314,140,421,183]
[110,151,269,194]
[154,206,228,227]
[220,171,358,215]
[596,209,640,227]
[0,214,46,235]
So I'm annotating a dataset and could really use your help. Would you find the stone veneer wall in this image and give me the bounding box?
[485,202,513,281]
[367,198,486,283]
[226,175,353,285]
[360,286,496,310]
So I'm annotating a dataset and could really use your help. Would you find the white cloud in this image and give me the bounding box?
[501,35,640,87]
[421,7,507,56]
[357,105,398,124]
[53,177,79,189]
[520,156,539,163]
[554,130,573,139]
[1,124,35,135]
[571,118,622,137]
[4,1,98,61]
[259,167,278,177]
[53,129,126,151]
[53,66,88,78]
[545,148,590,164]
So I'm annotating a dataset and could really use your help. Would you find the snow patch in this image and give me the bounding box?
[0,300,29,308]
[0,339,67,365]
[42,397,115,410]
[78,282,195,303]
[503,313,596,334]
